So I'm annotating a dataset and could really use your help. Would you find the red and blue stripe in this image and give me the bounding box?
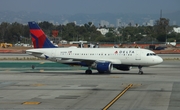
[28,21,57,48]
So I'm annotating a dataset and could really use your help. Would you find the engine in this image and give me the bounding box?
[92,62,112,73]
[113,64,131,71]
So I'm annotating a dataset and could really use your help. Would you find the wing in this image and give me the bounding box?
[55,56,121,65]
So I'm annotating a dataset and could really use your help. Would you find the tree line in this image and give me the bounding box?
[0,18,179,44]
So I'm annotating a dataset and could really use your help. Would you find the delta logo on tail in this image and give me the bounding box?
[28,21,57,48]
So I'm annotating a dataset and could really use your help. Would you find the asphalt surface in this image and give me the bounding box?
[0,60,180,110]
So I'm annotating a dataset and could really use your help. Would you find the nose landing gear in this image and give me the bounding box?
[138,66,143,74]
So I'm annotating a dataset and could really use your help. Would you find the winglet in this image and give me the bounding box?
[28,21,57,48]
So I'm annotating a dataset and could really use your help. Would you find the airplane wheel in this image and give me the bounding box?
[85,70,92,74]
[138,71,143,75]
[138,66,143,75]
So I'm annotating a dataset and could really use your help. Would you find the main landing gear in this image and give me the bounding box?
[138,66,143,75]
[85,67,92,74]
[85,69,92,74]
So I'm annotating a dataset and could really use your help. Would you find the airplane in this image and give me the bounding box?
[26,21,163,74]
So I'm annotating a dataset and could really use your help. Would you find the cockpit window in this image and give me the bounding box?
[147,53,156,56]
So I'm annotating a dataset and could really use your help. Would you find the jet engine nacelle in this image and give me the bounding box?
[92,62,112,73]
[113,65,131,71]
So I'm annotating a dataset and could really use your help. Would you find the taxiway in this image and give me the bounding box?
[0,60,180,110]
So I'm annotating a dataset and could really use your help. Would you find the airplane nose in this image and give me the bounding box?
[156,56,163,64]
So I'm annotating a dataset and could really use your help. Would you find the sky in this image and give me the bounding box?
[0,0,180,15]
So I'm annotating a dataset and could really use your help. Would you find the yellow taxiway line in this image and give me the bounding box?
[102,84,133,110]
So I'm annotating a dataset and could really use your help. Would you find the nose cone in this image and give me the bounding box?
[156,56,163,64]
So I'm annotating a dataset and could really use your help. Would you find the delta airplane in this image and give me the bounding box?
[26,21,163,74]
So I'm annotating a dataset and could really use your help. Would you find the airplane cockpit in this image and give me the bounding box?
[146,53,156,56]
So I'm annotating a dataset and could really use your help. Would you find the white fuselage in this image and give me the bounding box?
[26,48,163,66]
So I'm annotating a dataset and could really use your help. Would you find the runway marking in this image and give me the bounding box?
[102,84,133,110]
[31,84,44,87]
[22,102,41,105]
[40,70,44,72]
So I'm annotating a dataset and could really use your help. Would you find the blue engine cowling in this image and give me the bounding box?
[92,62,112,73]
[113,64,131,71]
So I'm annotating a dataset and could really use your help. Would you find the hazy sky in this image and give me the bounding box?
[0,0,180,15]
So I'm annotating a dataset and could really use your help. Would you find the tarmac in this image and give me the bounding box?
[0,60,180,110]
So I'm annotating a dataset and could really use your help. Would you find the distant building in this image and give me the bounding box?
[97,28,109,35]
[149,20,154,26]
[63,20,69,25]
[100,20,109,27]
[144,20,154,26]
[74,21,77,25]
[116,19,121,27]
[173,27,180,33]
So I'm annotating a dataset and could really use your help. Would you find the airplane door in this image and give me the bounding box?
[135,50,141,60]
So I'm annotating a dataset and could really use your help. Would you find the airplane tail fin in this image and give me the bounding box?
[28,21,57,48]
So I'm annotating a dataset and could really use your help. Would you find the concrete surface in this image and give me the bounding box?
[0,60,180,110]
